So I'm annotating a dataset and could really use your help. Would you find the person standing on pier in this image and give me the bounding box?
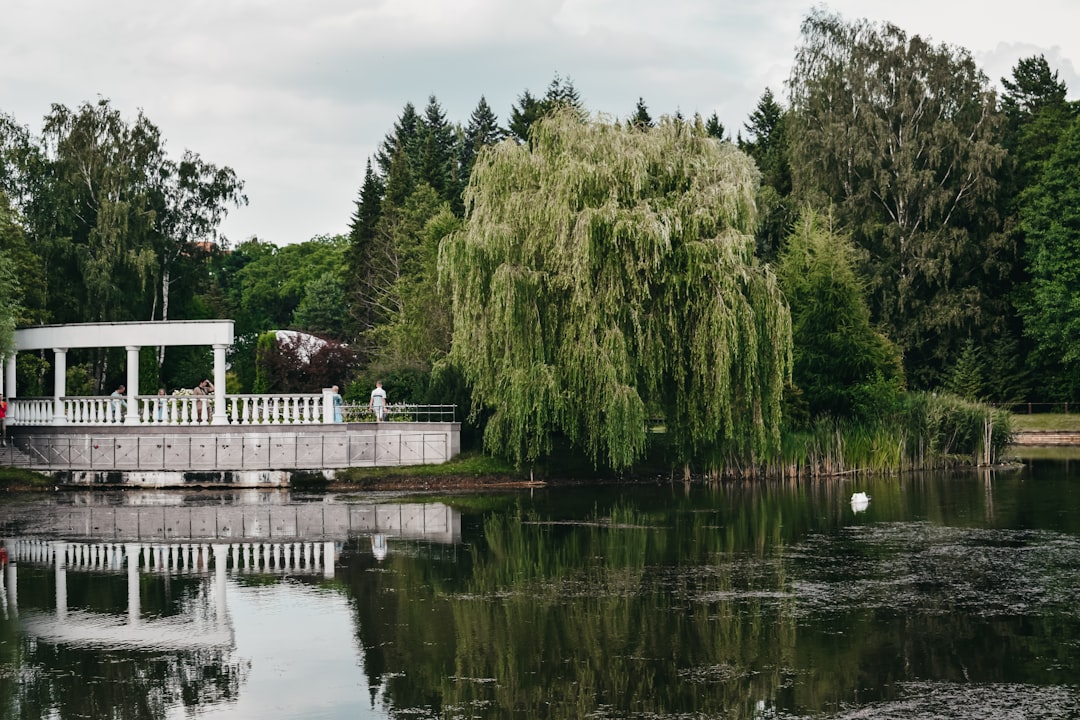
[193,379,214,421]
[369,380,387,421]
[332,385,343,422]
[109,385,126,423]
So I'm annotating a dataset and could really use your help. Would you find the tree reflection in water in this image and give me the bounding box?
[340,474,1080,719]
[0,567,248,720]
[2,467,1080,719]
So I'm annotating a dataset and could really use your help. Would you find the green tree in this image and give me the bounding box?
[542,74,586,119]
[350,146,415,358]
[0,113,43,220]
[416,95,458,205]
[369,204,459,371]
[629,98,654,130]
[346,159,386,341]
[508,89,545,144]
[1001,55,1072,166]
[34,99,162,323]
[776,208,903,421]
[0,99,241,390]
[375,102,421,178]
[292,271,347,339]
[0,191,43,326]
[741,89,789,194]
[788,11,1008,387]
[252,330,279,393]
[150,149,246,325]
[0,212,24,357]
[739,88,792,262]
[1016,114,1080,398]
[508,75,588,144]
[460,96,505,179]
[985,55,1075,401]
[350,159,385,243]
[362,183,450,368]
[229,235,347,335]
[702,112,726,141]
[440,112,792,470]
[941,337,986,401]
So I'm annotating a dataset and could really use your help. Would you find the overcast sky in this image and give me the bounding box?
[3,1,1078,247]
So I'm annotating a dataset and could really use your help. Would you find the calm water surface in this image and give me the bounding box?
[1,457,1078,719]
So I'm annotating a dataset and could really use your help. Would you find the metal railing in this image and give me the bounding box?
[341,403,457,423]
[996,401,1075,414]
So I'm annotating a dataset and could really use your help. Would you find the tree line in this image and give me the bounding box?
[1,11,1076,473]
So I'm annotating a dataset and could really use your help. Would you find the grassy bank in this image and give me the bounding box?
[315,451,528,491]
[1009,413,1080,432]
[0,467,53,491]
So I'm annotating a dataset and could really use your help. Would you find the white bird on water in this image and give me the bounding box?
[850,492,870,512]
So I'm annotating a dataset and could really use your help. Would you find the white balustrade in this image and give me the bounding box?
[9,398,53,426]
[227,394,327,425]
[4,537,335,577]
[11,393,335,427]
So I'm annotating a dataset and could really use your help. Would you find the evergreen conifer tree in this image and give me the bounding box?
[417,95,457,203]
[508,89,544,144]
[740,89,793,262]
[629,98,653,129]
[509,75,589,143]
[703,112,726,141]
[543,74,586,119]
[345,160,385,342]
[461,96,504,176]
[376,102,421,178]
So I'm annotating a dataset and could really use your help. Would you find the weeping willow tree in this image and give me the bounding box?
[439,111,792,471]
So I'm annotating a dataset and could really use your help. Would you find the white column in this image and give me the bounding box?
[125,346,140,424]
[54,541,68,621]
[126,543,141,625]
[211,344,229,425]
[213,544,228,624]
[323,541,336,578]
[53,348,68,425]
[3,353,14,401]
[4,559,16,618]
[322,387,334,424]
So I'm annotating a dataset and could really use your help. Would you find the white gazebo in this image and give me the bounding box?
[5,320,234,426]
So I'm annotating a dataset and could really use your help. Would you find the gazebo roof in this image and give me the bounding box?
[14,320,234,350]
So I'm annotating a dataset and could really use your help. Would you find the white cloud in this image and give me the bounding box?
[2,0,1078,246]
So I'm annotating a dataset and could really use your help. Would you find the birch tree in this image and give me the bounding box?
[0,194,26,357]
[788,11,1007,386]
[440,112,792,470]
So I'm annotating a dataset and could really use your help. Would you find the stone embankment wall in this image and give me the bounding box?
[0,501,460,544]
[1011,431,1080,446]
[7,422,461,487]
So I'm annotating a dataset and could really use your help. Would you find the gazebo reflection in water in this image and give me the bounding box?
[0,498,460,651]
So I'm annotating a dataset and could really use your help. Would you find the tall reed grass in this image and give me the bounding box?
[767,392,1012,479]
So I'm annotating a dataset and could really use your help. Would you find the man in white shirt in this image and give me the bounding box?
[369,380,387,421]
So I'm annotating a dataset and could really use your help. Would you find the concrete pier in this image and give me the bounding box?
[0,501,460,544]
[7,421,462,487]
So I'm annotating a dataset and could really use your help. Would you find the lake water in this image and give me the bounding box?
[1,456,1078,719]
